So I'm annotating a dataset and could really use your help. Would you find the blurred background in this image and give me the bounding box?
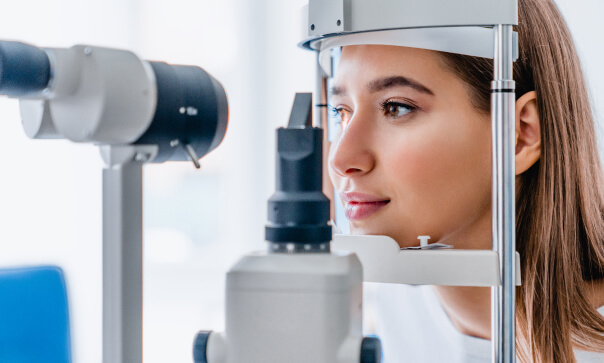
[0,0,602,362]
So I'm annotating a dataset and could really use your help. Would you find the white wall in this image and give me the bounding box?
[0,1,602,363]
[556,0,604,156]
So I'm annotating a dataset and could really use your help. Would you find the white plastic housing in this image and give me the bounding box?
[209,251,365,363]
[332,235,521,287]
[19,100,60,139]
[19,45,157,144]
[306,0,518,38]
[299,0,519,76]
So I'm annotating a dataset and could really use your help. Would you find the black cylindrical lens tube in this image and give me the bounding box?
[136,61,228,163]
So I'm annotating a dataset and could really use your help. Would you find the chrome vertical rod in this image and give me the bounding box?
[314,52,328,129]
[103,158,144,363]
[491,24,516,363]
[315,51,334,219]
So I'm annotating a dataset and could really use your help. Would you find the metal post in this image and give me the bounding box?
[314,52,328,129]
[315,52,335,219]
[102,150,145,363]
[491,24,516,363]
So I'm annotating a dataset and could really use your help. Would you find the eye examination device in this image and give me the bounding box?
[0,40,228,363]
[193,0,520,361]
[313,1,520,362]
[0,0,521,362]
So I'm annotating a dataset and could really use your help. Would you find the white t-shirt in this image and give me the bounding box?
[365,283,604,362]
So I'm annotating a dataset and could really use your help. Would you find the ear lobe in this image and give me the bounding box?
[515,91,541,175]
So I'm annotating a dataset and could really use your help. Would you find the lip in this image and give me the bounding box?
[340,192,390,221]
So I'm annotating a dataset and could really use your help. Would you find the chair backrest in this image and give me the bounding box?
[0,265,72,363]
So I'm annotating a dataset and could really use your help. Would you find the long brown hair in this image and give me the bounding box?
[439,0,604,361]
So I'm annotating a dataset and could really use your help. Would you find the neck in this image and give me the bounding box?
[432,285,492,339]
[432,212,494,340]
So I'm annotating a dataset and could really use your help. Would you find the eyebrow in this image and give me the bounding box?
[330,76,435,97]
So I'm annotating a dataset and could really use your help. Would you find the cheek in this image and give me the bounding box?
[385,114,491,211]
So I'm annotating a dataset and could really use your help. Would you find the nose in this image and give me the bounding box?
[329,114,376,177]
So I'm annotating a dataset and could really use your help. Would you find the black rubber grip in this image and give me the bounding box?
[361,336,383,363]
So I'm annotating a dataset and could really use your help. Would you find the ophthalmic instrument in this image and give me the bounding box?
[1,0,521,362]
[193,1,521,362]
[0,40,228,363]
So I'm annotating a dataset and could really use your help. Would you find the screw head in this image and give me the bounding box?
[134,153,149,162]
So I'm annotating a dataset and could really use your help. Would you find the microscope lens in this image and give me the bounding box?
[135,62,228,163]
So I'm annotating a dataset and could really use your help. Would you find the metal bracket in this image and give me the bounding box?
[99,144,158,168]
[308,0,345,36]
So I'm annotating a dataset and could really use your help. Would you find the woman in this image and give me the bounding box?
[327,0,604,361]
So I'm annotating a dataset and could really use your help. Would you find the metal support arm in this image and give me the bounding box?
[100,145,157,363]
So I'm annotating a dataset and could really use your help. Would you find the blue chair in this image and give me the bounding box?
[0,266,72,363]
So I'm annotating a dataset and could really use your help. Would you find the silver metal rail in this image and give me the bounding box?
[491,24,517,363]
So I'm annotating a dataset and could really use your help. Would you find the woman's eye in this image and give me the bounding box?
[381,101,415,118]
[328,105,352,128]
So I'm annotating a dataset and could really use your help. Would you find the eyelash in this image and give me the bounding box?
[328,105,352,125]
[379,100,417,119]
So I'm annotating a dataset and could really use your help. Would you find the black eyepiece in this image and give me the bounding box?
[0,41,51,96]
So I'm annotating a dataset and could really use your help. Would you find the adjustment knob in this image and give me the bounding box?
[361,336,382,363]
[193,330,212,363]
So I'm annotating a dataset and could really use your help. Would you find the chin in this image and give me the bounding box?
[349,224,393,238]
[347,223,376,235]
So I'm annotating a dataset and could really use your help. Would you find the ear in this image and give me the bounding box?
[515,91,541,175]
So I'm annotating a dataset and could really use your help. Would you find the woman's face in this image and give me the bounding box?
[328,45,492,249]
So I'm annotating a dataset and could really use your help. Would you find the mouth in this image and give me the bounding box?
[340,192,391,221]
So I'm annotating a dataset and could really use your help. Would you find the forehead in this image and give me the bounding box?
[332,45,454,93]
